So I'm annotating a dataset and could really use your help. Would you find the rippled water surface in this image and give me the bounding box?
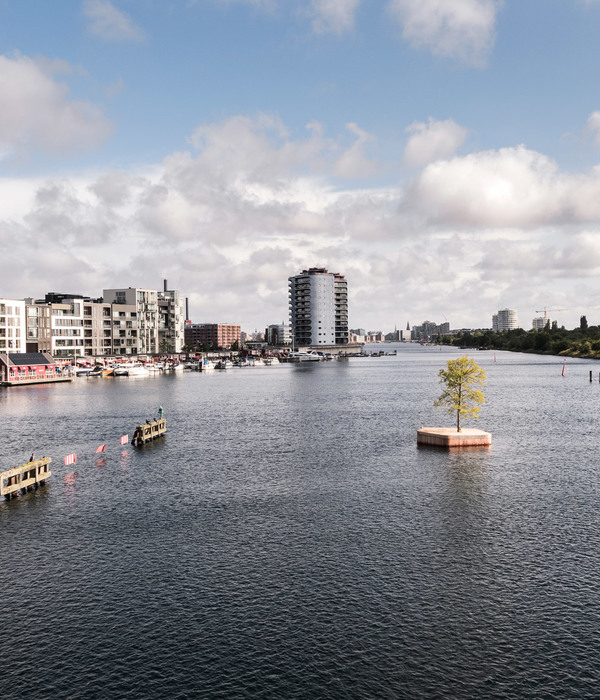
[2,345,600,699]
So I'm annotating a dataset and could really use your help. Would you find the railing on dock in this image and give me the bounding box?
[131,418,167,446]
[1,457,52,499]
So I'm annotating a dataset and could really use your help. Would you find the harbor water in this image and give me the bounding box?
[2,344,600,699]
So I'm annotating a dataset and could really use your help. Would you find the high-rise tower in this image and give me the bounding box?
[288,268,349,347]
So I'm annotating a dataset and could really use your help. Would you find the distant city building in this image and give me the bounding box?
[411,320,450,341]
[288,267,349,347]
[265,323,291,346]
[0,299,25,353]
[184,323,241,349]
[385,329,410,342]
[532,316,551,330]
[493,308,519,332]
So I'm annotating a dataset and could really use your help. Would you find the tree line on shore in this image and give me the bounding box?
[446,316,600,359]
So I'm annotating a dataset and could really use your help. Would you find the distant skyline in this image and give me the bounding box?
[2,1,600,331]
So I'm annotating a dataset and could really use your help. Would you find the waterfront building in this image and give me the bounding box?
[25,296,85,358]
[158,282,185,353]
[103,288,158,355]
[493,308,519,332]
[0,351,65,386]
[83,300,113,356]
[184,323,241,350]
[0,299,25,353]
[265,323,291,346]
[109,303,140,355]
[288,267,349,347]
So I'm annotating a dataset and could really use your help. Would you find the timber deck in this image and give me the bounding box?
[1,457,52,498]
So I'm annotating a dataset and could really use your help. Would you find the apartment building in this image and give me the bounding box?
[0,299,25,353]
[184,323,241,350]
[103,288,158,355]
[158,284,185,353]
[288,267,349,347]
[492,308,519,331]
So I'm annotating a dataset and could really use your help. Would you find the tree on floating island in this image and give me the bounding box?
[434,356,486,432]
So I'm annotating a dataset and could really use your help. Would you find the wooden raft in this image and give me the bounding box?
[131,418,167,446]
[1,457,52,499]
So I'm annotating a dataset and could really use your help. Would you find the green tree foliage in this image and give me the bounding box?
[434,356,486,433]
[446,323,600,359]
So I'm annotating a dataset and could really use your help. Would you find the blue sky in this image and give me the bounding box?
[2,0,600,332]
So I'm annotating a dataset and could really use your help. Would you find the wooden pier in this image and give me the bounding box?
[131,418,167,446]
[1,457,52,499]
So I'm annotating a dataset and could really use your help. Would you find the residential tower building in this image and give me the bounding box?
[288,267,349,347]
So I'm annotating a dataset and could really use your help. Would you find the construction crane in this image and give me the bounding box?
[535,307,567,321]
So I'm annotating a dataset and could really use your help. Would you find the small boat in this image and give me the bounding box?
[75,365,93,376]
[288,350,322,362]
[264,357,280,365]
[200,360,215,371]
[88,365,104,376]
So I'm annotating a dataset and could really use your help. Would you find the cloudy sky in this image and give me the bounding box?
[2,0,600,332]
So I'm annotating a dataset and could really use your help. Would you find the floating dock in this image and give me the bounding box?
[1,457,52,499]
[417,427,492,448]
[131,418,167,446]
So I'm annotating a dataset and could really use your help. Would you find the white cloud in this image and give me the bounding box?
[585,111,600,146]
[4,115,600,330]
[407,146,565,227]
[309,0,361,34]
[387,0,500,66]
[82,0,146,41]
[403,117,468,168]
[0,54,113,160]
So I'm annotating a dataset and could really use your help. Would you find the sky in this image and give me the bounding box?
[2,1,600,332]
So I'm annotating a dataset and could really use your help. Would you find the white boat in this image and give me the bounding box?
[200,360,215,371]
[127,363,150,377]
[253,358,265,366]
[288,350,322,362]
[264,357,280,365]
[75,366,93,376]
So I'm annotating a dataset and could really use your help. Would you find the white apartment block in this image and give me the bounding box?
[288,267,349,347]
[0,299,25,353]
[492,308,519,332]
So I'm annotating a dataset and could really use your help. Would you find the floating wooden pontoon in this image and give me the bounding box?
[131,418,167,446]
[1,457,52,499]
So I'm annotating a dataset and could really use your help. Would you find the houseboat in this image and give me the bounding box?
[0,352,71,387]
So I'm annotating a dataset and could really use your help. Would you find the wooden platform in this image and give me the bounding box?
[1,457,52,498]
[132,418,167,446]
[417,427,492,448]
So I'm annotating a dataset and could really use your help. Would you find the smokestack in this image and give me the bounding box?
[186,297,189,321]
[164,278,168,292]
